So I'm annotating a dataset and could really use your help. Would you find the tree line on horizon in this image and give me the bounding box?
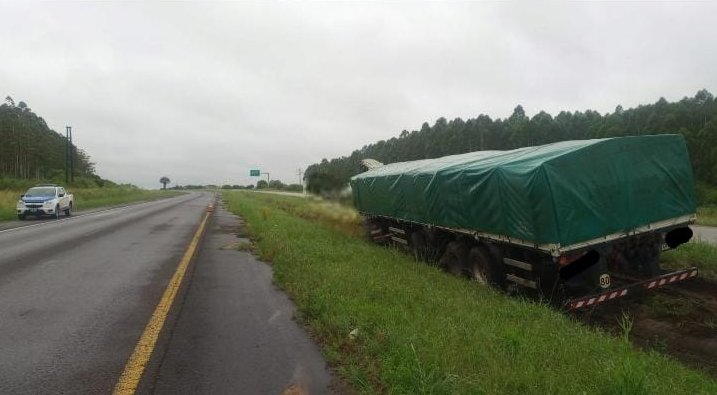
[171,180,303,192]
[304,90,717,194]
[0,96,107,188]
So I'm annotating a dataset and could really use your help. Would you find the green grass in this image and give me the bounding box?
[696,206,717,226]
[661,240,717,281]
[223,191,717,395]
[696,183,717,226]
[0,187,182,221]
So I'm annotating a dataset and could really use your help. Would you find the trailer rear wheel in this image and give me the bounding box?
[622,235,662,278]
[468,246,503,288]
[409,230,428,261]
[364,219,387,244]
[439,241,468,276]
[632,244,661,278]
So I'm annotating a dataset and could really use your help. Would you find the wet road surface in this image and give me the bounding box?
[692,225,717,244]
[0,192,331,394]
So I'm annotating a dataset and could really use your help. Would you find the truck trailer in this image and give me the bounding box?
[350,134,698,309]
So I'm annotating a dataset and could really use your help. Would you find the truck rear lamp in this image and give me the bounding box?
[558,250,600,281]
[556,251,588,267]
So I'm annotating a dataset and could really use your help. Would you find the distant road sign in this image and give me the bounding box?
[250,169,260,177]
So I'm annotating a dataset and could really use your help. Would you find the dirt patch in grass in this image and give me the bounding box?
[577,278,717,378]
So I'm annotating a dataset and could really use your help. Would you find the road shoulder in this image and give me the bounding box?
[151,203,333,394]
[692,225,717,244]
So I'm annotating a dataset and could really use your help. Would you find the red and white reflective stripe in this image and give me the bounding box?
[568,268,698,310]
[644,269,698,289]
[569,288,629,309]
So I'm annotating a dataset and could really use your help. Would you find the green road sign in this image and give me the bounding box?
[250,169,260,177]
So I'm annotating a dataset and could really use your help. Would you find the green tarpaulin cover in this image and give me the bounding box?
[350,135,696,247]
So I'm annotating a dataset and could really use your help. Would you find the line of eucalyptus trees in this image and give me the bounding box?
[0,96,94,182]
[305,90,717,194]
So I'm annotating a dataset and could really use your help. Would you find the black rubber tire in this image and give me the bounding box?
[55,205,61,219]
[468,246,504,288]
[409,230,428,261]
[364,219,387,244]
[64,203,72,217]
[17,214,25,221]
[439,241,469,276]
[635,245,661,278]
[624,241,661,278]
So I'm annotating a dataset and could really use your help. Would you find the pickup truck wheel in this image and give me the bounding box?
[55,205,61,219]
[468,246,504,288]
[17,214,25,221]
[64,203,72,217]
[439,241,468,276]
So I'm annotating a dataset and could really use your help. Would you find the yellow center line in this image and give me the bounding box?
[113,210,211,395]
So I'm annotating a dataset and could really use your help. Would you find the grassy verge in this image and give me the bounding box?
[696,183,717,226]
[661,240,717,281]
[697,206,717,227]
[223,191,716,394]
[0,187,182,221]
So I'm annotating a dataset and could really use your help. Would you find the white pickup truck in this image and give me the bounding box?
[16,185,74,220]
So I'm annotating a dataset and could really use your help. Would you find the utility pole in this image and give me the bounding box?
[69,126,74,183]
[297,168,305,194]
[261,172,270,185]
[65,126,71,184]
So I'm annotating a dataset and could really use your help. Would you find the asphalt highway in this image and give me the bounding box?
[692,224,717,245]
[0,192,331,394]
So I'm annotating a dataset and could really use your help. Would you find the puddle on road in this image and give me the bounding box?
[214,211,256,254]
[219,239,253,252]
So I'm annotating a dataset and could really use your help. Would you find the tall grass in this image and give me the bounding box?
[661,240,717,281]
[696,183,717,226]
[0,190,20,220]
[223,191,716,394]
[697,206,717,227]
[0,187,182,221]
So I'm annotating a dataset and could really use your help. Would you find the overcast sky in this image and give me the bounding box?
[1,2,715,188]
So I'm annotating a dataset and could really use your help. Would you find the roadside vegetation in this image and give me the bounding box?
[696,183,717,226]
[0,97,183,221]
[698,207,717,226]
[224,191,716,394]
[662,240,717,281]
[0,186,182,221]
[304,90,717,195]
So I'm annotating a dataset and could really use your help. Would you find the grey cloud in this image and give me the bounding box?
[1,2,715,188]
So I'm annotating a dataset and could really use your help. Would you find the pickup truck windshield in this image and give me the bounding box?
[24,187,56,197]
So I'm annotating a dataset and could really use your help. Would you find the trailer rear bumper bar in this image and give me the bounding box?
[566,267,699,310]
